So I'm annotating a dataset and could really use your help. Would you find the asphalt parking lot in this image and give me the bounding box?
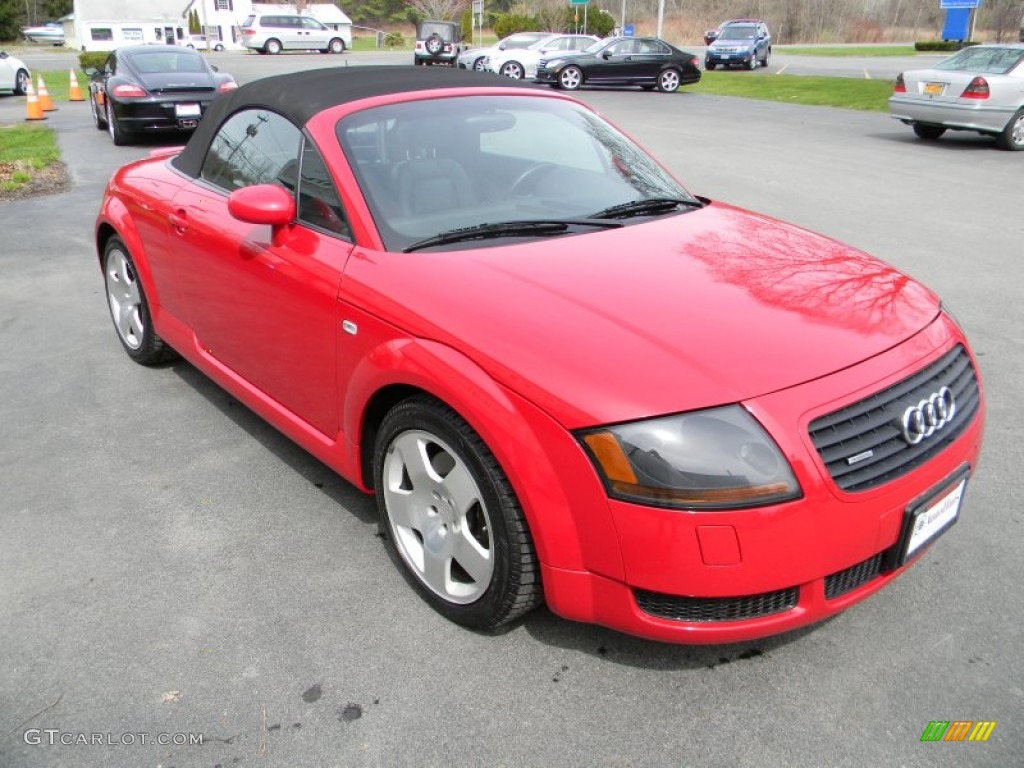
[1,58,1022,768]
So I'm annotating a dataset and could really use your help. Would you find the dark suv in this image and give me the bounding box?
[414,20,465,66]
[705,20,772,70]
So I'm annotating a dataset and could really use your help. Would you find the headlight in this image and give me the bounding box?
[544,58,565,69]
[578,405,801,510]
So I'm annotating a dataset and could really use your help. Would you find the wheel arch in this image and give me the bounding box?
[345,337,614,575]
[95,201,162,323]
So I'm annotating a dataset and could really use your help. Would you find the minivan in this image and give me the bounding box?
[241,13,350,55]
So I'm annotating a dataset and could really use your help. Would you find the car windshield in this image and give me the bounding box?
[583,39,607,54]
[338,95,696,252]
[719,26,757,40]
[935,46,1024,74]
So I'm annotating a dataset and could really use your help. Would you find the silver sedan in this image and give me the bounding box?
[889,44,1024,150]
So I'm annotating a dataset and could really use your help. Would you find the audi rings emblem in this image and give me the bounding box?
[900,387,956,445]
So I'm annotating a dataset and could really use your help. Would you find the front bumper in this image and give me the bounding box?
[529,320,984,644]
[889,94,1015,134]
[706,50,756,66]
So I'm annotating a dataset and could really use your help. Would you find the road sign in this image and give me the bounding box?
[623,24,635,37]
[939,0,980,8]
[569,0,589,5]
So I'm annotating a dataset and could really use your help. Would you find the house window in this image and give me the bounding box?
[90,27,114,41]
[122,28,143,42]
[216,0,233,10]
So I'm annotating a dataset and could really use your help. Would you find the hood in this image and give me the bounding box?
[710,37,755,49]
[342,203,940,428]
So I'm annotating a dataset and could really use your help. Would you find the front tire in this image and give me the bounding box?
[472,56,485,71]
[996,109,1024,151]
[500,61,524,79]
[14,68,30,95]
[374,396,542,630]
[328,38,345,54]
[558,65,583,91]
[103,237,177,365]
[705,61,716,71]
[90,92,107,129]
[912,123,946,141]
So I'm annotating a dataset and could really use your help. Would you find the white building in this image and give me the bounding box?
[68,0,188,51]
[67,1,353,52]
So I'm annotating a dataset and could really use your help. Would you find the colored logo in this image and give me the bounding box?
[920,721,996,742]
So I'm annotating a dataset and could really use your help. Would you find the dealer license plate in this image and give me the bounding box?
[924,82,944,96]
[175,103,201,118]
[899,472,967,564]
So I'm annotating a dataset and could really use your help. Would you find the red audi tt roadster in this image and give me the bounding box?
[96,67,985,643]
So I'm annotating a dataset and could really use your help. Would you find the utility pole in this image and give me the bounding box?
[656,0,664,39]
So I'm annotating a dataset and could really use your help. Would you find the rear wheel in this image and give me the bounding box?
[912,124,946,141]
[657,68,681,93]
[558,65,583,91]
[425,34,444,55]
[107,100,132,146]
[103,237,177,365]
[374,396,542,629]
[996,109,1024,151]
[265,38,282,55]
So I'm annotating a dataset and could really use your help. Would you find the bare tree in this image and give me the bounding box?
[404,0,467,21]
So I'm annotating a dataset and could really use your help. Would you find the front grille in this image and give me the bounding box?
[635,587,798,623]
[825,553,884,599]
[808,345,980,492]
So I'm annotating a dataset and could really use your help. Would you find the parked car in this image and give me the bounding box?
[486,33,599,80]
[889,43,1024,150]
[704,20,771,69]
[21,21,64,46]
[535,36,701,92]
[86,45,237,146]
[94,66,985,644]
[185,34,225,52]
[414,20,465,66]
[700,17,765,46]
[240,12,349,54]
[457,32,550,71]
[0,50,30,95]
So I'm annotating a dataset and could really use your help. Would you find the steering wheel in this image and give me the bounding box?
[509,163,556,197]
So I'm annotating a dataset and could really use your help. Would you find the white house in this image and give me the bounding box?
[69,0,188,51]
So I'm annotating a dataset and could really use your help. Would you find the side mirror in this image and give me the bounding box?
[84,67,98,77]
[0,52,8,60]
[228,184,296,246]
[498,43,506,50]
[602,50,612,59]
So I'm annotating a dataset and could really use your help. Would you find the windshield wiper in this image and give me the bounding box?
[403,218,622,253]
[589,197,704,220]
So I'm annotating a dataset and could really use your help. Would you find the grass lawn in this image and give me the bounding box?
[779,46,917,57]
[0,123,61,193]
[690,71,894,112]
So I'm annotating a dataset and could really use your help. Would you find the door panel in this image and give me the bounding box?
[169,184,351,437]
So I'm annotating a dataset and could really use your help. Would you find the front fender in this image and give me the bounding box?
[340,330,624,579]
[95,191,163,325]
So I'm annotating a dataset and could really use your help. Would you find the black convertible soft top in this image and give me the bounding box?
[172,65,542,178]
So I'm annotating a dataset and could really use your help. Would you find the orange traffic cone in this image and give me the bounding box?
[25,80,46,121]
[68,69,84,102]
[37,75,56,112]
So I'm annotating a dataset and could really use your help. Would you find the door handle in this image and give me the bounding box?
[169,211,188,234]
